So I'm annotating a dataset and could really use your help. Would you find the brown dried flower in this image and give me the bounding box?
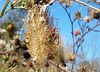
[92,10,100,19]
[6,23,14,31]
[74,11,82,19]
[66,53,76,61]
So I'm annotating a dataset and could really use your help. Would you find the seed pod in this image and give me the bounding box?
[74,29,81,36]
[74,11,82,19]
[23,52,30,59]
[92,10,100,19]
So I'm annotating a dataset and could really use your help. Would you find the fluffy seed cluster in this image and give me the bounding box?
[24,1,65,66]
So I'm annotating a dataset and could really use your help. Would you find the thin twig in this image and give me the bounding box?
[72,65,88,71]
[59,3,76,72]
[48,61,67,72]
[74,23,100,48]
[75,0,100,11]
[79,0,90,12]
[0,0,30,18]
[0,0,10,18]
[92,30,100,32]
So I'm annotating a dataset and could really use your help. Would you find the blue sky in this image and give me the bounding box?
[0,0,100,62]
[50,1,100,61]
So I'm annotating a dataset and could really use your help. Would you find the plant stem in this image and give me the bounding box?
[0,0,10,18]
[74,23,100,50]
[49,61,67,72]
[75,0,100,11]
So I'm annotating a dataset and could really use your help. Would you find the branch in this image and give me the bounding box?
[92,30,100,32]
[59,3,77,72]
[48,61,68,72]
[73,23,100,48]
[75,0,100,11]
[0,0,30,18]
[0,0,10,18]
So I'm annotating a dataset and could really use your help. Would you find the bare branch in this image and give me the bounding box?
[75,0,100,11]
[48,61,67,72]
[74,23,100,49]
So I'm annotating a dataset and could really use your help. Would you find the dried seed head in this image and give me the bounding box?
[66,1,70,8]
[24,1,65,66]
[66,53,76,61]
[6,23,14,31]
[92,10,100,19]
[74,11,82,19]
